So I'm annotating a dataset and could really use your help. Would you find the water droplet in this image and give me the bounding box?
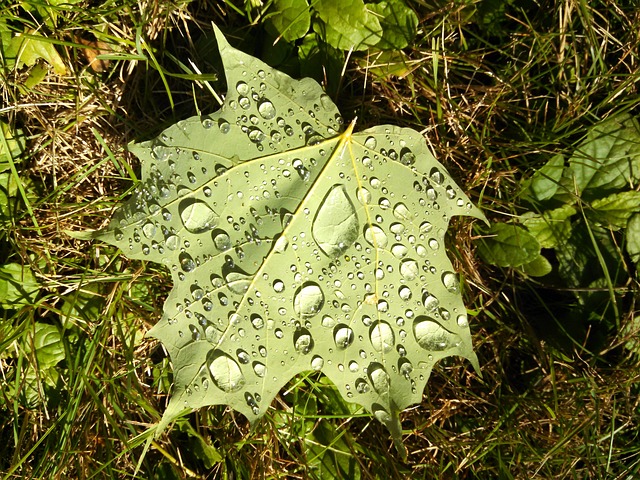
[141,222,156,239]
[258,99,276,119]
[294,328,313,354]
[293,282,324,318]
[179,199,219,233]
[389,222,405,235]
[442,271,460,294]
[236,81,249,95]
[399,259,419,280]
[179,252,196,272]
[334,324,354,349]
[368,363,390,395]
[391,244,409,259]
[400,148,416,166]
[272,279,285,293]
[429,238,440,250]
[430,167,444,185]
[420,221,433,233]
[237,349,250,364]
[364,136,377,149]
[369,177,381,189]
[311,355,324,370]
[251,314,264,329]
[398,285,412,300]
[217,118,231,134]
[313,185,359,257]
[225,271,251,295]
[253,361,266,377]
[321,314,336,328]
[348,360,359,372]
[413,316,460,351]
[393,203,411,221]
[207,351,245,392]
[399,358,413,379]
[355,378,369,394]
[273,235,289,253]
[423,293,439,312]
[239,96,251,109]
[213,230,232,251]
[247,127,265,143]
[369,321,395,353]
[364,225,388,248]
[356,186,371,205]
[457,315,468,328]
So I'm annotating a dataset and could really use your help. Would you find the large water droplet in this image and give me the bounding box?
[442,271,460,294]
[225,271,252,295]
[253,361,266,377]
[258,99,276,119]
[213,230,232,251]
[413,316,460,351]
[179,199,219,233]
[142,222,156,239]
[294,328,314,354]
[423,292,439,312]
[207,350,245,392]
[293,282,324,318]
[236,81,250,95]
[364,136,377,149]
[312,185,359,257]
[399,259,419,280]
[391,244,409,259]
[368,363,390,395]
[355,378,369,393]
[179,252,196,272]
[393,203,411,221]
[364,225,388,248]
[356,186,372,205]
[334,324,354,349]
[369,321,395,353]
[311,355,324,370]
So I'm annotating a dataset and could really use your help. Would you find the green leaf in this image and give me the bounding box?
[0,262,40,308]
[3,30,67,75]
[368,0,418,50]
[0,120,27,172]
[568,114,640,200]
[26,323,66,370]
[588,190,640,230]
[521,204,576,249]
[525,153,565,202]
[626,213,640,266]
[477,223,541,268]
[313,0,383,51]
[270,0,311,42]
[99,25,485,449]
[516,254,552,277]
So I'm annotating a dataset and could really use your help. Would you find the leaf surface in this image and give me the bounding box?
[99,26,485,447]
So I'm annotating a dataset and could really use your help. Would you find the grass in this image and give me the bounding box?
[2,0,640,478]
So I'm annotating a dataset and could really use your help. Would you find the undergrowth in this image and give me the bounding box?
[1,0,639,478]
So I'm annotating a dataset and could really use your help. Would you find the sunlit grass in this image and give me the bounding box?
[1,0,640,478]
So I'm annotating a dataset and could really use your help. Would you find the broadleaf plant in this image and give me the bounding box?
[98,25,485,451]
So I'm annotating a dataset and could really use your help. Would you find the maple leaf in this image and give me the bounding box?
[98,25,486,452]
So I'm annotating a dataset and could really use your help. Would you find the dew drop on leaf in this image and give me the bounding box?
[369,321,395,353]
[312,185,359,257]
[311,355,324,370]
[294,328,314,354]
[207,350,245,392]
[364,136,377,149]
[368,363,390,395]
[252,361,266,377]
[179,252,196,272]
[442,271,460,294]
[179,199,219,233]
[258,99,276,119]
[293,282,324,318]
[334,324,354,349]
[364,225,388,248]
[413,317,460,351]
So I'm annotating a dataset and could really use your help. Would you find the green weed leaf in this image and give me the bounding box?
[568,114,640,200]
[525,153,564,202]
[270,0,311,42]
[588,191,640,230]
[626,214,640,266]
[521,204,576,249]
[368,0,418,50]
[3,30,66,75]
[313,0,382,51]
[0,262,40,308]
[477,223,541,268]
[99,26,484,448]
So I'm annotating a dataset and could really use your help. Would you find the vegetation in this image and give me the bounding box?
[1,0,639,478]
